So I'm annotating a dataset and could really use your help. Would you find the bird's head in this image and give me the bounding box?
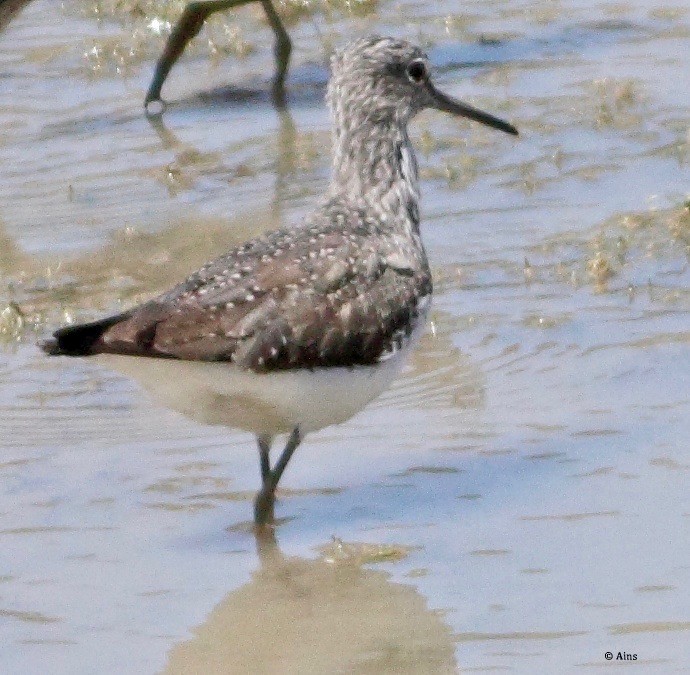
[327,36,518,135]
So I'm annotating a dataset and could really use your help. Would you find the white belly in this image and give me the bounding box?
[96,347,410,436]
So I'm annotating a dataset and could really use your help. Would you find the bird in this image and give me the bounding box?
[42,36,518,526]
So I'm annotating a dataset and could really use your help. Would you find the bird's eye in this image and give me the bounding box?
[406,59,427,83]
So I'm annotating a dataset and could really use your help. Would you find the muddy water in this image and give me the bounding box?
[1,0,689,672]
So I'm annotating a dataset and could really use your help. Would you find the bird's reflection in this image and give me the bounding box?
[145,112,227,197]
[163,528,457,674]
[146,103,298,215]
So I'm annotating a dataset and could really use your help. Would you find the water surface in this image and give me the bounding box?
[1,0,688,672]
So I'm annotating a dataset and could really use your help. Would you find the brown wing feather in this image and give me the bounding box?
[86,205,431,371]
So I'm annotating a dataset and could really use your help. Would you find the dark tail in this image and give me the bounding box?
[41,312,131,356]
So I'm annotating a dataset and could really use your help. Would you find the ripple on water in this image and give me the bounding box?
[1,0,690,673]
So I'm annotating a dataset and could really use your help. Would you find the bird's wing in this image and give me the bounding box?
[87,211,431,371]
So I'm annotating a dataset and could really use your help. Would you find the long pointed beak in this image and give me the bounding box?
[427,81,518,136]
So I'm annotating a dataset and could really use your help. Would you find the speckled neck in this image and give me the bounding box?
[328,112,420,232]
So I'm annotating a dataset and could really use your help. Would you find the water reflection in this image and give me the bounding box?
[389,313,485,412]
[2,1,690,672]
[164,530,456,674]
[147,106,299,213]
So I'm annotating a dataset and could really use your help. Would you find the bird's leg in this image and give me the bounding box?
[145,0,254,108]
[257,435,272,484]
[259,0,292,107]
[254,426,302,526]
[144,0,291,110]
[253,488,275,525]
[269,426,301,487]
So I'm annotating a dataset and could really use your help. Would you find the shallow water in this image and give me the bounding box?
[1,0,689,672]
